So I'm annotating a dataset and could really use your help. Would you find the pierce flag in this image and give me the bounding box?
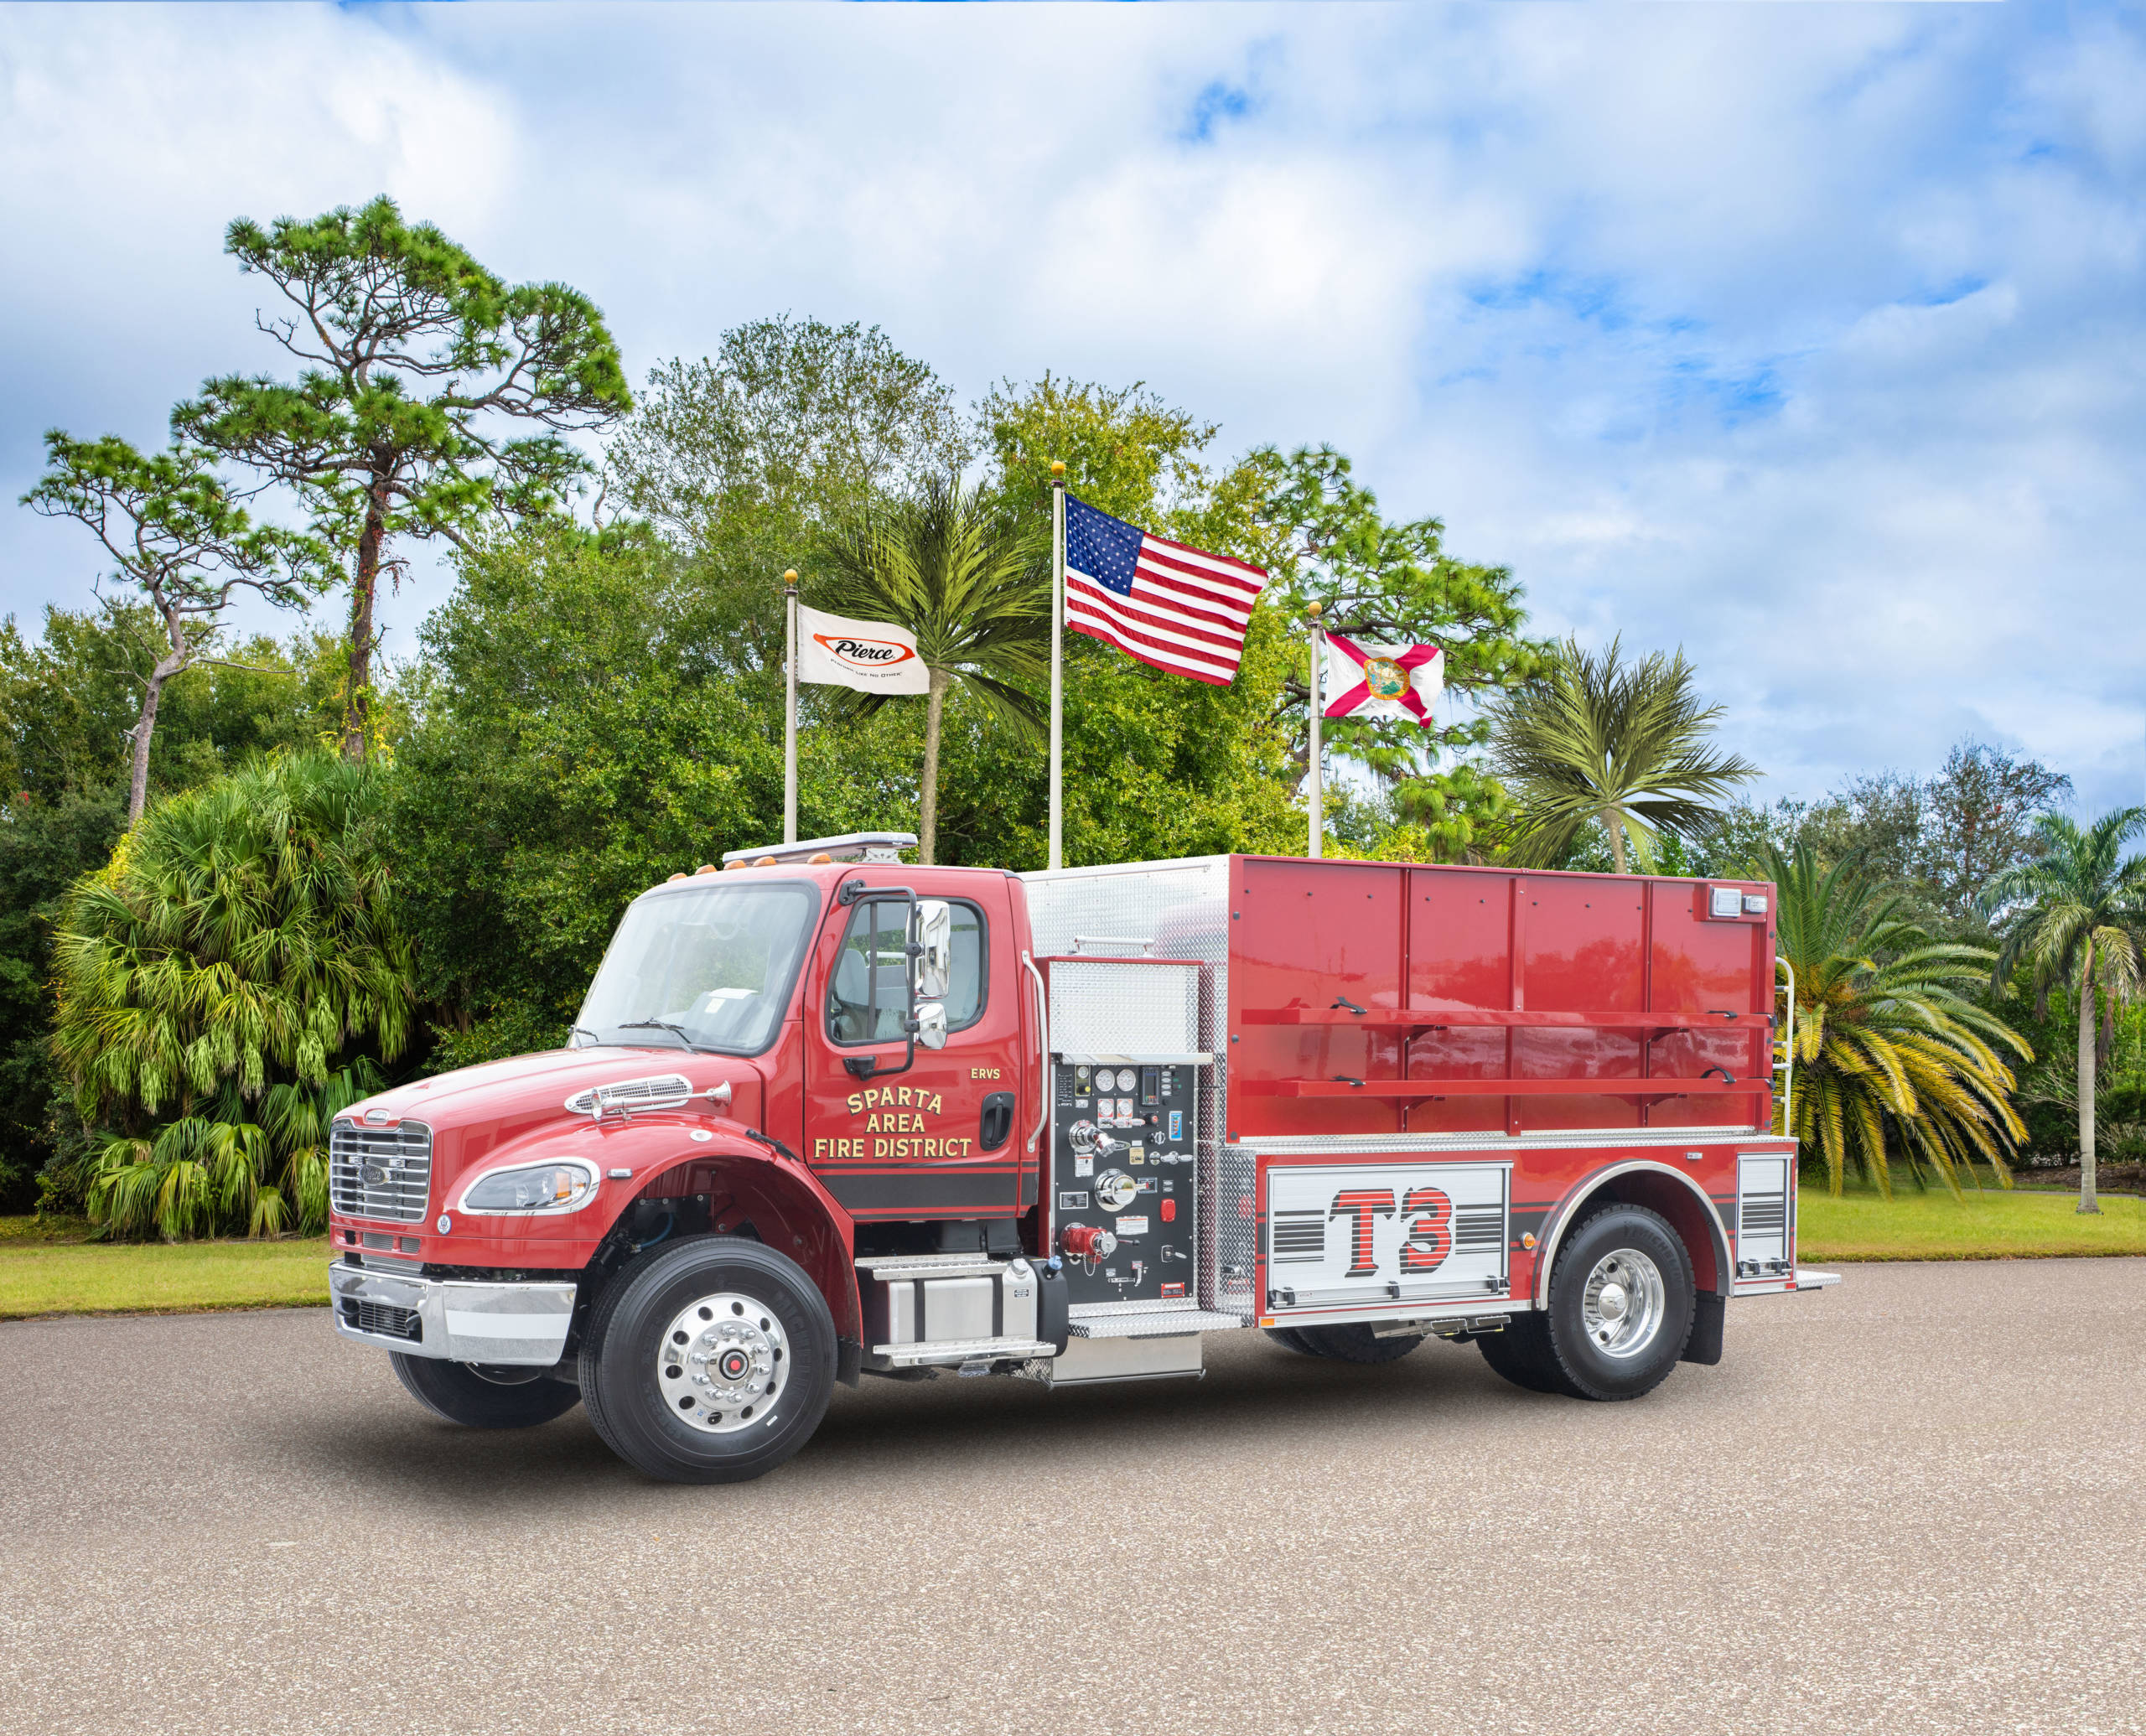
[796,604,930,694]
[1323,633,1444,726]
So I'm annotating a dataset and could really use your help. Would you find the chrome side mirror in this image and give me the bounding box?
[915,1001,948,1051]
[913,899,952,1001]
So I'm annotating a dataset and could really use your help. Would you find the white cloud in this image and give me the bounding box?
[2,0,2140,813]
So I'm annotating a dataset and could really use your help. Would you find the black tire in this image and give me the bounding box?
[1289,1323,1425,1363]
[1264,1327,1319,1355]
[579,1236,837,1485]
[390,1354,583,1428]
[1537,1204,1695,1402]
[1475,1313,1565,1394]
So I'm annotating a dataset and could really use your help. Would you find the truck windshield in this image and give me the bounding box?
[573,879,818,1055]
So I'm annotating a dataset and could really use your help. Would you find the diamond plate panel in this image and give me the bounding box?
[1047,959,1199,1055]
[1208,1143,1259,1319]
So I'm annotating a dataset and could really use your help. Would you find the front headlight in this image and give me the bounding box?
[459,1160,599,1215]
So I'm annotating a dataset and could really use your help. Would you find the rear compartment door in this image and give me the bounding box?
[1734,1152,1791,1280]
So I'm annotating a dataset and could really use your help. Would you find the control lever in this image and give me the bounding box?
[1160,1243,1188,1263]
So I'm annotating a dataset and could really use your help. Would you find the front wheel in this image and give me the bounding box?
[1539,1205,1696,1402]
[390,1354,583,1428]
[579,1236,837,1485]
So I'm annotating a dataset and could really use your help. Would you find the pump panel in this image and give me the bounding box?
[1051,1058,1201,1308]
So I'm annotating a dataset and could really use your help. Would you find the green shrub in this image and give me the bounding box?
[49,753,413,1238]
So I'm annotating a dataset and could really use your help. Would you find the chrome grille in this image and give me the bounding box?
[329,1120,434,1223]
[340,1298,422,1341]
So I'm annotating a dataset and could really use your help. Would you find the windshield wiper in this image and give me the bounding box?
[568,1024,604,1048]
[614,1017,710,1052]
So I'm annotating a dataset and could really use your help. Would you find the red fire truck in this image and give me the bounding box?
[328,835,1836,1483]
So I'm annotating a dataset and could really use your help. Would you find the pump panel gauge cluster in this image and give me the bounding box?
[1051,1058,1200,1308]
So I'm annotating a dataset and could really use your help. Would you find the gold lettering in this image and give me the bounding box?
[929,1092,943,1115]
[872,1137,888,1158]
[896,1086,912,1108]
[846,1093,863,1115]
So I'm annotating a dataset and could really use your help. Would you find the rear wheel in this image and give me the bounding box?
[390,1355,583,1428]
[580,1236,837,1484]
[1288,1323,1425,1363]
[1538,1205,1695,1402]
[1264,1327,1318,1355]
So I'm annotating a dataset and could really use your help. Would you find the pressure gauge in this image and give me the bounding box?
[1093,1169,1139,1211]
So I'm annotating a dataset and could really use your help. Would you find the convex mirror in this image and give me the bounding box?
[915,1001,948,1050]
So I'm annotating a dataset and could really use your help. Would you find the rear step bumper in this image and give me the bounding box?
[1732,1267,1843,1297]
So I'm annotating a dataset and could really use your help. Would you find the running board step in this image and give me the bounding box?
[1067,1308,1244,1340]
[871,1335,1057,1369]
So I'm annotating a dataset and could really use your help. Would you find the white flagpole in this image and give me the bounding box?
[1048,460,1065,872]
[783,568,799,845]
[1307,600,1324,859]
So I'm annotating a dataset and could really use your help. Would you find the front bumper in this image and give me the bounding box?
[328,1262,579,1366]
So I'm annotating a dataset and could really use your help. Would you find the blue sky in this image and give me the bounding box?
[3,2,2142,812]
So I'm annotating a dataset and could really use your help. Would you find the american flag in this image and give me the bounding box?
[1064,495,1267,686]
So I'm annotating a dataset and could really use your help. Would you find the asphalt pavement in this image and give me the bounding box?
[2,1259,2142,1736]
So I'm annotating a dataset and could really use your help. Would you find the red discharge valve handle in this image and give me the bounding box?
[1060,1224,1118,1261]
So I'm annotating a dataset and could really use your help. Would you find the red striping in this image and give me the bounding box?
[1066,577,1246,654]
[1067,616,1235,686]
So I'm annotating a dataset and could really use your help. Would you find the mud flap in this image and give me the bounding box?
[837,1337,862,1387]
[1681,1293,1725,1365]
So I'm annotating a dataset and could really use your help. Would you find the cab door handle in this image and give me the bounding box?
[979,1091,1015,1153]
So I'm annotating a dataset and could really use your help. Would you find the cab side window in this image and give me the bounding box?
[825,899,987,1044]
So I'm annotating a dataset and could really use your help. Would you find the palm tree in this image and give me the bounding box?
[88,1065,379,1241]
[1485,635,1756,871]
[1981,810,2146,1214]
[815,475,1049,863]
[1770,841,2030,1197]
[50,753,415,1237]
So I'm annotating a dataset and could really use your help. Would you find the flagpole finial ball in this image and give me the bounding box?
[1050,460,1065,478]
[783,569,798,587]
[1307,599,1322,619]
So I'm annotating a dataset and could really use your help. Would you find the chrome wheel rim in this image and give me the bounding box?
[657,1292,786,1435]
[1580,1249,1666,1359]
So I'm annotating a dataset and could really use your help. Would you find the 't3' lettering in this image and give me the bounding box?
[1328,1184,1455,1278]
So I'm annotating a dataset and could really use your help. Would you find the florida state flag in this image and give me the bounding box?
[1322,634,1444,726]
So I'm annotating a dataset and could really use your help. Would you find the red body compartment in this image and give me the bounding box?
[1225,857,1775,1140]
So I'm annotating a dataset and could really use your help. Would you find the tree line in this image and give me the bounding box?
[4,195,2141,1234]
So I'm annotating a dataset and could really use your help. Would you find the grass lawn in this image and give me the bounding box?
[0,1216,331,1319]
[3,1169,2140,1320]
[1800,1183,2146,1262]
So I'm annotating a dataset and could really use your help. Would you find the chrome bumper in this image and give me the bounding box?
[328,1262,579,1366]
